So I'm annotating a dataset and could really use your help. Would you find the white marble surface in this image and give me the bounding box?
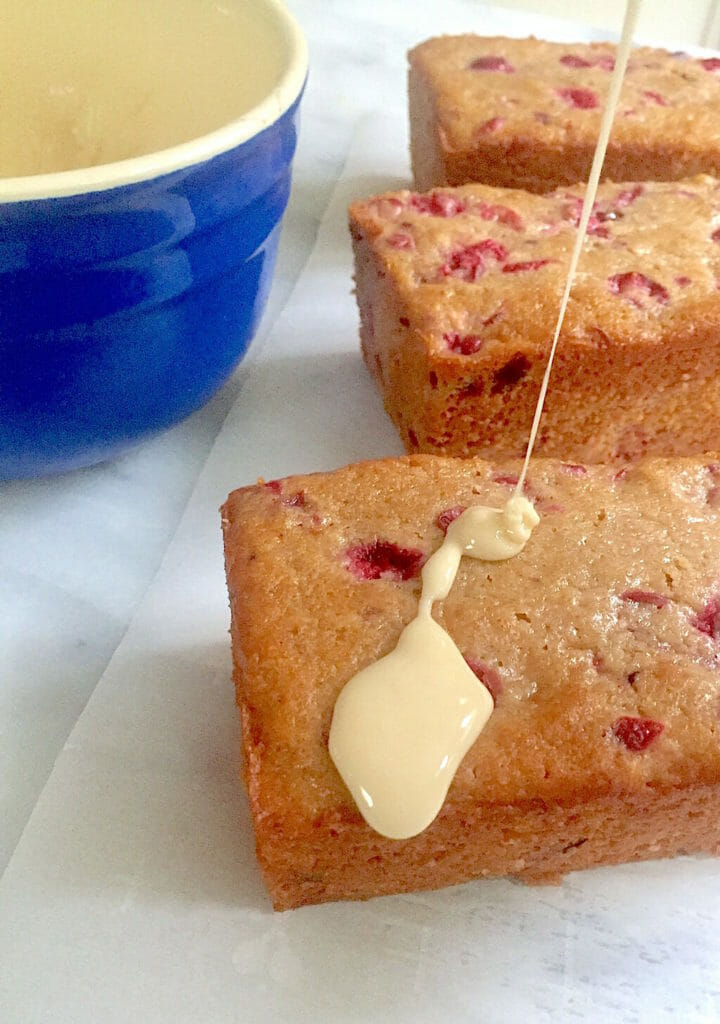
[2,3,718,1021]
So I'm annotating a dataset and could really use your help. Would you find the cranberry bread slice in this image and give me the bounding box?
[350,176,720,462]
[222,454,720,909]
[409,35,720,193]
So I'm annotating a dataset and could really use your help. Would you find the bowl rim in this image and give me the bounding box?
[0,0,308,204]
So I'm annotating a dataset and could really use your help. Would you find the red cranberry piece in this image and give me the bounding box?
[492,472,520,488]
[481,309,502,329]
[491,353,531,393]
[561,196,607,236]
[707,467,720,504]
[613,468,629,482]
[674,275,691,287]
[436,506,466,534]
[536,499,564,514]
[561,195,583,223]
[559,53,614,71]
[284,491,306,508]
[399,316,410,327]
[711,228,720,243]
[410,192,466,217]
[608,272,669,306]
[642,89,668,106]
[264,480,306,508]
[556,87,600,109]
[615,185,644,208]
[458,379,485,399]
[469,55,515,73]
[444,332,483,355]
[387,232,414,250]
[465,658,503,704]
[502,259,554,273]
[706,467,720,504]
[701,58,720,72]
[407,429,419,448]
[371,196,403,218]
[560,54,592,68]
[446,312,501,352]
[432,194,465,217]
[476,202,524,231]
[476,239,508,261]
[345,540,425,582]
[612,716,664,751]
[627,671,640,686]
[592,212,614,226]
[479,116,506,133]
[440,240,508,282]
[621,589,670,609]
[693,595,720,640]
[594,55,615,71]
[560,463,587,476]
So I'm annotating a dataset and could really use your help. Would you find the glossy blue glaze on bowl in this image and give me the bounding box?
[0,2,306,478]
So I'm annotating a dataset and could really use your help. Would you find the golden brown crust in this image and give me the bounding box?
[222,455,720,908]
[409,36,720,193]
[349,177,720,462]
[257,786,720,910]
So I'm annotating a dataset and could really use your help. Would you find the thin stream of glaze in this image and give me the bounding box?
[515,0,642,497]
[330,0,641,840]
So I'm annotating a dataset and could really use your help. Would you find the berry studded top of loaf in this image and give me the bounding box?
[349,176,720,358]
[410,36,720,159]
[222,455,720,826]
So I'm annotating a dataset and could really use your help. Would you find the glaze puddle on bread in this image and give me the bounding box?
[329,495,538,838]
[330,0,641,839]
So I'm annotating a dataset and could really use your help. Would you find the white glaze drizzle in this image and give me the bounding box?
[329,495,539,839]
[515,0,641,497]
[329,1,641,839]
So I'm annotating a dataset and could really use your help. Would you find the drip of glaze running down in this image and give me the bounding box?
[329,0,642,840]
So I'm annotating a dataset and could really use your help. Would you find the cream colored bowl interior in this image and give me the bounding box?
[1,0,294,178]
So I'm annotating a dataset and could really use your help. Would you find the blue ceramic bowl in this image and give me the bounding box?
[0,0,307,478]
